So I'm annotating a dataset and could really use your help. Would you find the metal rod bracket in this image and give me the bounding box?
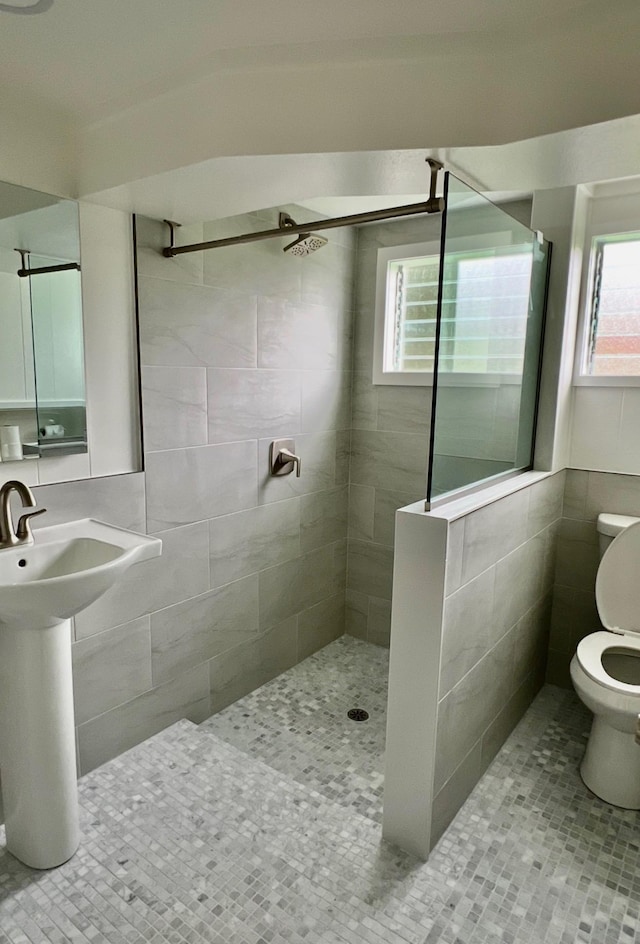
[162,220,182,257]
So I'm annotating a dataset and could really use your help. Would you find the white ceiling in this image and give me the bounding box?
[81,115,640,227]
[0,0,593,123]
[1,0,640,221]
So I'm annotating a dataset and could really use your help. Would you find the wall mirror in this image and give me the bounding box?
[0,180,87,462]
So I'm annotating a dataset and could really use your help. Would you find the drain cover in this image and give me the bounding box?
[347,708,369,722]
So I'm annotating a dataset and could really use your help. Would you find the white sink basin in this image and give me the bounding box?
[0,518,162,625]
[0,518,162,870]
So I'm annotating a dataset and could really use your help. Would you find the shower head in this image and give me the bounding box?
[282,232,328,256]
[278,212,328,256]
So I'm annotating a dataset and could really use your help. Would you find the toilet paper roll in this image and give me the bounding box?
[0,426,23,461]
[0,425,20,447]
[1,442,23,462]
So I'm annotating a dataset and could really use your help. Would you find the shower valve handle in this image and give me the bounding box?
[277,448,301,478]
[269,440,302,478]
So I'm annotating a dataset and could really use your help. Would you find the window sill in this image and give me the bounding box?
[573,375,640,388]
[372,371,523,388]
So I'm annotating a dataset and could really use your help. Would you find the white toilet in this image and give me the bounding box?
[570,513,640,808]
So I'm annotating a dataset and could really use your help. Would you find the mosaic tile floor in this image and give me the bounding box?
[201,636,389,822]
[1,640,640,943]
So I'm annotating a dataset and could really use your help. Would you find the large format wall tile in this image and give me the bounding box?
[373,487,417,547]
[207,368,301,443]
[461,487,530,584]
[347,540,394,600]
[583,470,640,522]
[348,485,375,541]
[376,385,431,434]
[512,596,551,690]
[526,472,565,538]
[435,630,514,792]
[431,741,483,847]
[367,596,392,647]
[209,617,298,714]
[77,663,210,774]
[297,593,345,660]
[72,616,152,725]
[146,441,258,531]
[151,574,259,684]
[441,567,496,697]
[492,533,546,643]
[138,276,257,368]
[258,544,336,630]
[202,217,302,299]
[345,589,368,638]
[32,473,146,532]
[351,371,378,430]
[300,486,348,552]
[209,499,300,588]
[301,370,351,432]
[141,365,207,451]
[258,297,343,371]
[350,429,428,495]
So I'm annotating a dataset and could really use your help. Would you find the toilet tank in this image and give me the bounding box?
[597,513,640,557]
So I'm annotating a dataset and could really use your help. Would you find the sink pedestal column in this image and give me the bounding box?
[0,617,79,869]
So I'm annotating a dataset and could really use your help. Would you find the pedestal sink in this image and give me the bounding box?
[0,518,162,869]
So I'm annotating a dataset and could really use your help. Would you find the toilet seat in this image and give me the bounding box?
[576,631,640,694]
[581,519,640,693]
[596,519,640,636]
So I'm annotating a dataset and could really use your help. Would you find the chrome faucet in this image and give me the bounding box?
[0,480,46,549]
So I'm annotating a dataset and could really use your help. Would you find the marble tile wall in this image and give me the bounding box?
[430,471,564,844]
[346,217,434,646]
[27,209,355,776]
[547,469,640,687]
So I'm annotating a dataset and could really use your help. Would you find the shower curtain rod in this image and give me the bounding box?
[162,159,445,257]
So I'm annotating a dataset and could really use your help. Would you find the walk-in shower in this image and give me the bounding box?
[161,161,551,510]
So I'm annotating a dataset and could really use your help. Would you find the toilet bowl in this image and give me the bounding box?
[570,513,640,809]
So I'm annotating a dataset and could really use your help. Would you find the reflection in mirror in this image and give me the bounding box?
[0,181,87,461]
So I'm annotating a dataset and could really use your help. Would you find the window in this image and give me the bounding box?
[382,248,440,375]
[583,232,640,378]
[373,240,534,385]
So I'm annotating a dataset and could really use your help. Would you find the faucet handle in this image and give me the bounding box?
[16,507,47,543]
[269,439,302,478]
[277,448,302,478]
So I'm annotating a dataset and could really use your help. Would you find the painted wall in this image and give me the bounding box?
[569,188,640,476]
[26,208,354,775]
[383,471,563,859]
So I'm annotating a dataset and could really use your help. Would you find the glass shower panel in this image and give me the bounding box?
[426,174,550,504]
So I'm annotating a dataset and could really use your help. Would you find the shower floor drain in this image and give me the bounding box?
[347,708,369,722]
